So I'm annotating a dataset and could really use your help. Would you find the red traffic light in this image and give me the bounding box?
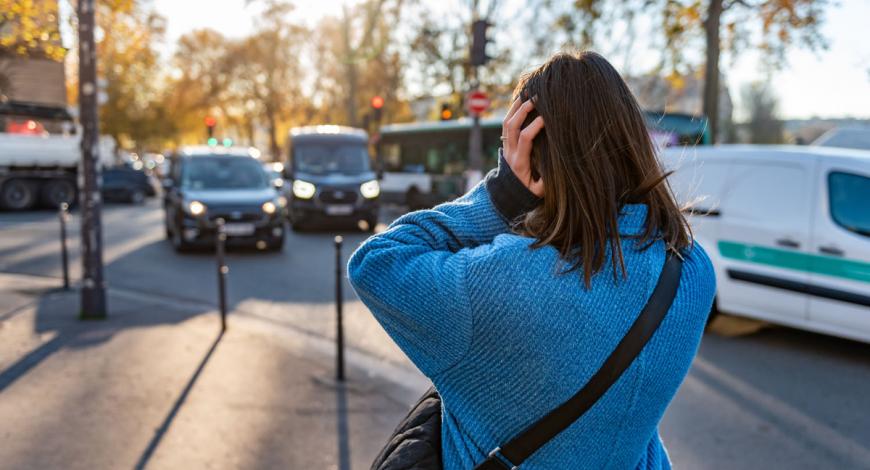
[370,95,384,109]
[204,116,217,127]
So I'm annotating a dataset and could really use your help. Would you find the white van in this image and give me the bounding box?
[662,145,870,343]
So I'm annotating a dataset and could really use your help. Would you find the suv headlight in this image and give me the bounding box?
[262,201,277,215]
[360,179,380,199]
[292,180,316,199]
[187,200,206,217]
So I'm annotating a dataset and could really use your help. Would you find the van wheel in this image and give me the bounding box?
[41,179,77,209]
[0,179,37,210]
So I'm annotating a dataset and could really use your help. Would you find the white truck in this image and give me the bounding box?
[663,144,870,343]
[0,102,114,210]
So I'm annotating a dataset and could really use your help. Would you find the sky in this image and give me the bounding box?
[150,0,870,120]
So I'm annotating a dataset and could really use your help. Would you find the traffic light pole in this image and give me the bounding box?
[77,0,107,319]
[467,75,484,191]
[467,14,489,191]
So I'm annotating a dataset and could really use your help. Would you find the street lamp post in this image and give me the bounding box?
[78,0,107,319]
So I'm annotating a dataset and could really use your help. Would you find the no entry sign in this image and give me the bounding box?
[466,90,490,116]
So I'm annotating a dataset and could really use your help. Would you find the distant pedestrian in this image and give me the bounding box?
[350,51,716,469]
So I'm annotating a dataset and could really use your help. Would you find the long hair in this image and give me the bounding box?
[514,51,692,287]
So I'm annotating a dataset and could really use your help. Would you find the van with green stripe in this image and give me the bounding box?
[663,145,870,343]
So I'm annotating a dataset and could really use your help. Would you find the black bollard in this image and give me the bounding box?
[335,235,345,382]
[58,203,70,290]
[216,218,228,332]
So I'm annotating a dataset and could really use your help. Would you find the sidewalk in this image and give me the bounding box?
[0,273,426,470]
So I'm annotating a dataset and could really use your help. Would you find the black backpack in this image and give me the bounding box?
[371,255,683,470]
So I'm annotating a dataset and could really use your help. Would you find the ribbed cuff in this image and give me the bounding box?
[485,148,543,222]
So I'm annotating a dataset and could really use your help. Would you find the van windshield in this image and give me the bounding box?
[294,143,370,175]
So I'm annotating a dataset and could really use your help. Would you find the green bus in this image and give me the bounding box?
[377,111,709,207]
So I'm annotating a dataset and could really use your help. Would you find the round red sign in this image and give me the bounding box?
[466,90,490,115]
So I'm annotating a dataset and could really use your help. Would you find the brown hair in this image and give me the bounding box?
[514,51,691,287]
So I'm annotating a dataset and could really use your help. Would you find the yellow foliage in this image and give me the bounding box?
[0,0,66,61]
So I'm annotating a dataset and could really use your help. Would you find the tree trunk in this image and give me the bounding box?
[266,110,279,162]
[246,117,256,147]
[702,0,723,143]
[342,10,358,127]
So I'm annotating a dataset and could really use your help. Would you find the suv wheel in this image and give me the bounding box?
[171,226,190,252]
[129,188,146,204]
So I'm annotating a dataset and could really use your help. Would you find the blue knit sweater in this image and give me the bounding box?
[349,156,716,469]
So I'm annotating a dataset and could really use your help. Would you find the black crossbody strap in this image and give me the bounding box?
[475,255,684,470]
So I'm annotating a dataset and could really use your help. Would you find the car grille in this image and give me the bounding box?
[207,205,263,222]
[319,189,358,204]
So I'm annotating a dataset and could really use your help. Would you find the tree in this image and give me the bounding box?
[0,0,66,100]
[403,1,515,118]
[230,0,309,159]
[94,2,169,150]
[0,0,65,60]
[164,28,238,145]
[537,0,828,143]
[741,81,783,144]
[661,0,828,142]
[311,0,406,126]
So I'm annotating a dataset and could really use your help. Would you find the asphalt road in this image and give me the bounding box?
[1,200,868,469]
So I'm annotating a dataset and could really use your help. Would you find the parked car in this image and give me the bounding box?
[285,125,380,231]
[662,145,870,343]
[102,165,157,204]
[163,146,286,252]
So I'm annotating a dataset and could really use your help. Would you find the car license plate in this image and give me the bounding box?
[224,223,255,236]
[325,204,353,216]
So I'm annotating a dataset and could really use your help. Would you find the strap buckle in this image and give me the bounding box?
[486,447,518,470]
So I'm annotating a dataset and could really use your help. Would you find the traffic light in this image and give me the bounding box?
[370,95,384,123]
[440,103,453,121]
[204,116,217,138]
[470,19,491,66]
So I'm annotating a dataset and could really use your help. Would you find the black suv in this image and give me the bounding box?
[163,147,286,252]
[285,126,379,230]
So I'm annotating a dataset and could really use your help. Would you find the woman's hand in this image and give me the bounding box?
[502,98,545,197]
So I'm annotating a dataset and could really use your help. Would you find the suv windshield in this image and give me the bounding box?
[182,156,268,190]
[294,143,370,175]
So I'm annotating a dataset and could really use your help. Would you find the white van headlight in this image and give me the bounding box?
[360,179,380,199]
[292,180,316,199]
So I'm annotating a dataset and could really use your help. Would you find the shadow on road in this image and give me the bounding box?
[134,329,225,470]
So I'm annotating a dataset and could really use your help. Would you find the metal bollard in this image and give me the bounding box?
[335,235,345,382]
[216,218,228,332]
[58,203,70,290]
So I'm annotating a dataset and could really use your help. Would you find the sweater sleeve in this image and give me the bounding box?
[347,154,541,376]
